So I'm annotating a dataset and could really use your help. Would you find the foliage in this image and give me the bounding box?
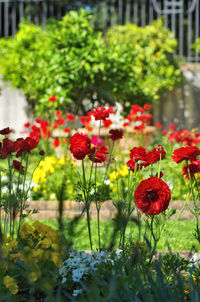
[0,10,181,116]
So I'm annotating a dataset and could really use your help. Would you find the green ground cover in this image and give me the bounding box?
[39,218,198,252]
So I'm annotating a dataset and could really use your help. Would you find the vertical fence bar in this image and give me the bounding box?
[141,0,146,27]
[12,0,16,36]
[187,1,192,61]
[19,0,24,23]
[195,0,199,62]
[126,0,130,24]
[4,0,9,36]
[149,0,154,24]
[118,0,122,25]
[0,2,2,37]
[34,1,39,25]
[178,5,184,58]
[133,0,138,25]
[110,0,115,28]
[42,0,47,29]
[57,0,61,20]
[50,0,54,18]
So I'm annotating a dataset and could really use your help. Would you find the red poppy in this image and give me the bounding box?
[182,161,200,179]
[52,138,60,148]
[134,177,171,215]
[144,104,151,110]
[69,133,91,160]
[103,119,112,128]
[66,113,75,122]
[89,146,108,163]
[92,107,110,121]
[13,160,24,173]
[48,95,57,102]
[0,127,12,135]
[109,129,124,141]
[172,146,200,163]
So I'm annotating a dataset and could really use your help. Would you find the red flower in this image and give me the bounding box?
[108,106,115,114]
[131,105,144,115]
[64,127,70,133]
[123,122,130,127]
[16,137,39,157]
[66,113,75,122]
[24,123,30,128]
[79,115,91,126]
[13,160,24,173]
[127,160,144,171]
[52,138,60,148]
[145,145,166,165]
[48,95,57,102]
[89,146,108,163]
[109,129,123,141]
[130,147,147,162]
[0,138,18,158]
[134,123,145,134]
[162,130,167,135]
[69,133,91,160]
[39,150,45,156]
[103,119,112,128]
[182,161,200,179]
[92,107,110,121]
[144,104,151,110]
[56,118,65,126]
[56,110,62,118]
[172,146,200,163]
[155,122,164,130]
[0,127,12,135]
[169,122,176,131]
[134,177,171,215]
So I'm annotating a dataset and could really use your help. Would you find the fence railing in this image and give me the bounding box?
[0,0,199,62]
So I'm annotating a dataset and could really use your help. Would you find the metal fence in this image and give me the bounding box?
[0,0,199,62]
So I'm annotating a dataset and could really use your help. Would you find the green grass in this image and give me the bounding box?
[33,217,199,252]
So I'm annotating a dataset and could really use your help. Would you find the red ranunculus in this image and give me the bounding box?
[182,161,200,179]
[127,159,144,171]
[0,127,12,135]
[0,138,18,158]
[129,147,147,162]
[89,146,108,163]
[103,119,112,128]
[66,113,75,122]
[172,146,200,163]
[109,129,123,141]
[92,107,110,121]
[16,137,39,157]
[24,123,30,128]
[145,145,166,165]
[48,95,57,102]
[13,160,24,173]
[144,104,151,110]
[134,177,171,215]
[69,133,91,160]
[52,138,60,148]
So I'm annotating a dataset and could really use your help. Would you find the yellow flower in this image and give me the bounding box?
[118,165,129,177]
[29,270,40,282]
[109,171,119,182]
[4,276,18,294]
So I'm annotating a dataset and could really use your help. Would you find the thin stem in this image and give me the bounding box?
[149,215,157,263]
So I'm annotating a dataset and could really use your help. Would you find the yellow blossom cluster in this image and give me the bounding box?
[32,156,76,192]
[109,165,130,182]
[2,221,64,295]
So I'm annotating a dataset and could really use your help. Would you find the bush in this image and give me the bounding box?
[0,10,181,116]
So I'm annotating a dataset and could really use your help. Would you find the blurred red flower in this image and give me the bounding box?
[13,160,24,173]
[48,95,57,102]
[69,133,91,160]
[172,146,200,163]
[109,129,123,141]
[0,127,12,135]
[182,161,200,179]
[92,107,110,121]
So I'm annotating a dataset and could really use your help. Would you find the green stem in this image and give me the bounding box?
[149,215,157,263]
[103,141,114,183]
[82,160,93,250]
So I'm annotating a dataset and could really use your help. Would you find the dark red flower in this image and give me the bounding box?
[89,146,108,163]
[182,161,200,179]
[172,146,200,163]
[48,95,57,102]
[103,119,112,128]
[69,133,91,160]
[39,150,45,156]
[13,160,24,173]
[144,104,151,110]
[66,113,75,122]
[92,107,110,121]
[109,129,123,141]
[0,139,15,158]
[0,127,12,135]
[16,137,39,157]
[127,160,144,171]
[129,147,147,162]
[134,177,171,215]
